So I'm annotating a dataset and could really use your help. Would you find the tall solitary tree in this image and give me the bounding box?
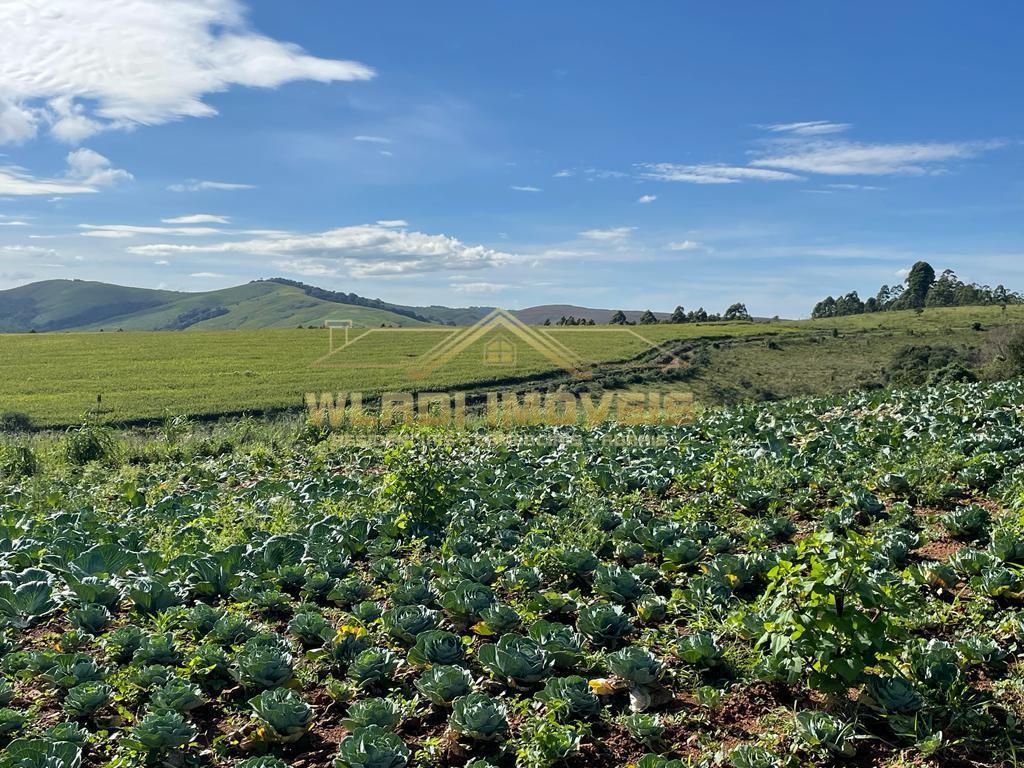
[904,261,936,308]
[609,310,627,325]
[724,302,751,321]
[670,305,687,324]
[639,309,658,325]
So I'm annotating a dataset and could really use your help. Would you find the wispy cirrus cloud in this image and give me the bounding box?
[751,139,1004,176]
[0,0,374,145]
[639,163,802,184]
[162,214,230,224]
[80,224,225,239]
[578,226,635,241]
[450,281,508,293]
[759,120,851,136]
[510,185,542,193]
[637,194,657,204]
[168,179,256,192]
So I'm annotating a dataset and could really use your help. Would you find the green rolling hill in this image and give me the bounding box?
[0,279,425,332]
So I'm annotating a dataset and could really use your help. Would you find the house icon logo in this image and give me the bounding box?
[408,308,589,380]
[483,334,516,367]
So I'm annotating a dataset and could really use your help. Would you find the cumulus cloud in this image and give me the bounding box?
[751,140,1003,176]
[639,163,802,184]
[0,149,131,195]
[0,101,38,144]
[579,227,635,241]
[0,0,374,144]
[162,214,230,224]
[760,120,851,136]
[126,222,515,278]
[168,179,256,192]
[65,149,133,186]
[637,194,658,204]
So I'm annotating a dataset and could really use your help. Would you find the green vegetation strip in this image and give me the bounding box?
[2,304,1023,427]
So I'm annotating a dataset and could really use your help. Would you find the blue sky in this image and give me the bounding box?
[0,1,1022,317]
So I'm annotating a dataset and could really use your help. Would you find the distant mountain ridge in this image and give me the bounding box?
[0,278,674,332]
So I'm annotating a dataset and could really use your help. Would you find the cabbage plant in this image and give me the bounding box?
[449,693,508,741]
[128,710,197,753]
[794,710,856,757]
[477,634,552,687]
[606,646,662,684]
[249,687,313,743]
[414,665,473,706]
[576,604,633,648]
[334,725,410,768]
[63,681,113,717]
[407,630,464,667]
[534,675,600,721]
[340,697,402,731]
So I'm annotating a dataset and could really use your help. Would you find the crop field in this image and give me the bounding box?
[1,305,1022,428]
[0,379,1023,767]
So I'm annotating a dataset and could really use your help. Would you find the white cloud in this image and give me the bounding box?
[552,169,572,178]
[579,227,635,241]
[510,185,542,192]
[826,183,884,191]
[353,135,391,144]
[0,0,374,144]
[162,214,230,224]
[80,224,224,238]
[154,259,170,266]
[47,96,103,144]
[668,240,702,251]
[1,245,57,258]
[376,220,409,228]
[168,179,256,192]
[190,272,227,278]
[0,220,29,227]
[639,162,802,184]
[751,140,1003,176]
[0,101,38,144]
[126,222,515,278]
[760,120,851,136]
[450,281,508,293]
[637,194,657,204]
[65,149,133,186]
[0,149,130,195]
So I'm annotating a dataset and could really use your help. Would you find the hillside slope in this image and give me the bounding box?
[0,280,425,331]
[77,283,422,330]
[0,280,183,332]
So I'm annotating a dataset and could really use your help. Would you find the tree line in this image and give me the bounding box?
[811,262,1023,318]
[552,303,753,325]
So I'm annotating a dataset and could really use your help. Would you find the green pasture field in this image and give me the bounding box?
[1,304,1022,427]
